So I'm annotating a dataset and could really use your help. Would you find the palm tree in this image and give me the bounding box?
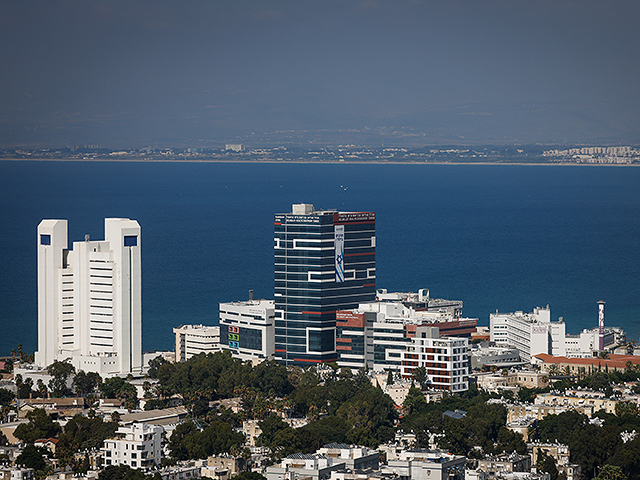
[1,404,11,423]
[37,379,48,399]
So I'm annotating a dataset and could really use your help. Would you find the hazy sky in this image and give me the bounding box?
[2,0,639,147]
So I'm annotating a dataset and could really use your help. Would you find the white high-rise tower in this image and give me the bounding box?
[35,218,142,375]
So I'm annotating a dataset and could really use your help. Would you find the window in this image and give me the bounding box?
[40,234,51,245]
[124,235,137,247]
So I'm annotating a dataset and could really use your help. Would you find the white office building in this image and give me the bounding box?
[102,422,163,469]
[36,218,142,376]
[173,325,221,362]
[490,306,566,362]
[219,298,275,362]
[565,327,622,358]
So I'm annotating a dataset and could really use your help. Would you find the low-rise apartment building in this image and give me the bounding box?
[102,422,163,469]
[400,327,469,392]
[528,441,581,480]
[174,325,221,362]
[0,468,34,480]
[475,370,549,392]
[476,453,531,475]
[380,449,466,480]
[534,392,616,415]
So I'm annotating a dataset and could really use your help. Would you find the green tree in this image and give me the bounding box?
[168,420,245,460]
[47,360,76,397]
[605,436,640,480]
[301,416,351,447]
[538,450,559,480]
[495,427,527,455]
[147,356,170,379]
[233,473,266,480]
[17,376,34,399]
[538,411,623,479]
[55,415,118,463]
[73,371,102,397]
[16,444,49,471]
[0,388,15,405]
[14,408,62,443]
[98,465,158,480]
[336,387,396,447]
[412,366,428,390]
[257,414,290,448]
[596,465,628,480]
[99,377,138,410]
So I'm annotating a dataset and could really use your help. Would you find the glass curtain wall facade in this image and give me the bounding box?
[274,204,376,365]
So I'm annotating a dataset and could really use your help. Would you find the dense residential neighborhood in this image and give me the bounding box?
[2,347,640,480]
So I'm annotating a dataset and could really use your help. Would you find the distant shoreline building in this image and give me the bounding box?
[35,218,142,376]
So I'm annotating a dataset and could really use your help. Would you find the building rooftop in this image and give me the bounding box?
[534,353,640,369]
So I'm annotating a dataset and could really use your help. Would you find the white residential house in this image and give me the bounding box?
[102,423,163,469]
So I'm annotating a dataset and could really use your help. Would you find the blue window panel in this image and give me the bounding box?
[40,234,51,245]
[124,235,137,247]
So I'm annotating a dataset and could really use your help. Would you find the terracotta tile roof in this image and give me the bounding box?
[534,353,640,369]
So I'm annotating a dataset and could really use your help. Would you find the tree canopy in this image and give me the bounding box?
[14,408,62,443]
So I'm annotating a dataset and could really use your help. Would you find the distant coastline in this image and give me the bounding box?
[3,144,639,166]
[2,157,639,166]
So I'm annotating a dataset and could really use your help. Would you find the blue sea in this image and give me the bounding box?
[1,161,639,356]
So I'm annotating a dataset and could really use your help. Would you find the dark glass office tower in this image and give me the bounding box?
[274,204,376,366]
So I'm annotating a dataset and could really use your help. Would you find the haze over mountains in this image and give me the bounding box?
[2,1,639,148]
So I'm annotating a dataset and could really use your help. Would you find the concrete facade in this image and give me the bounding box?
[102,422,162,468]
[36,218,142,375]
[173,325,221,362]
[219,299,275,362]
[401,327,469,392]
[490,306,565,362]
